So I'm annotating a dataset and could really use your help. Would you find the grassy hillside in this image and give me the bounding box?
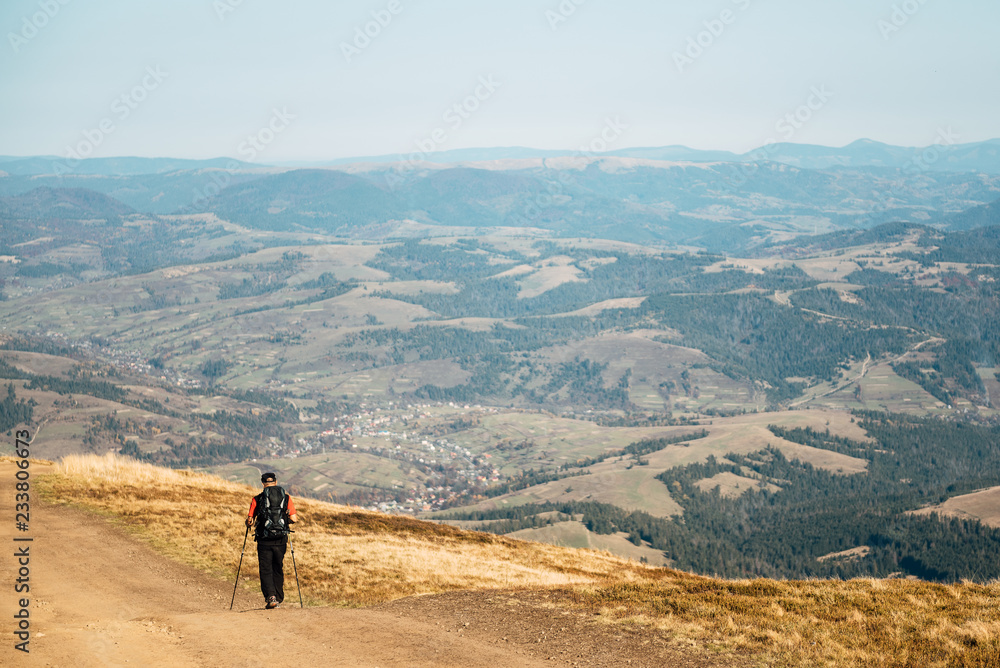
[39,453,634,605]
[32,453,1000,667]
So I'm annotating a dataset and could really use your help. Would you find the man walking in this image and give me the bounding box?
[246,472,298,609]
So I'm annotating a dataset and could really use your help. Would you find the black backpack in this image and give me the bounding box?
[254,486,290,541]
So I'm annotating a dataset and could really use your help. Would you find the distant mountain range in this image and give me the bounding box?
[3,140,1000,252]
[181,160,1000,248]
[3,138,1000,175]
[284,138,1000,174]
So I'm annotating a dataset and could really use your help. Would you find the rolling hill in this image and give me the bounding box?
[0,186,136,221]
[188,160,1000,245]
[4,141,1000,250]
[13,453,1000,667]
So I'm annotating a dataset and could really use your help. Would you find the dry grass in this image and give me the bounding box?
[39,453,644,607]
[56,452,244,490]
[37,453,1000,667]
[568,574,1000,667]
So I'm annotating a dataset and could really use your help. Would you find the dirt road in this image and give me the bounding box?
[0,464,743,667]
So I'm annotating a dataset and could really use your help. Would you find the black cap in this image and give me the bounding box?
[261,472,276,483]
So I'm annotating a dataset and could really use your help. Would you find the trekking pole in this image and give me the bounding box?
[289,534,304,608]
[230,525,250,610]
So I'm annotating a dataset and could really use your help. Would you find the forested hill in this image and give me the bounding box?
[444,414,1000,583]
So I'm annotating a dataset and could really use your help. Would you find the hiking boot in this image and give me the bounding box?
[266,596,278,609]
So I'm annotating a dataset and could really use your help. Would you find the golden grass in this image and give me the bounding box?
[36,453,1000,667]
[39,453,644,606]
[56,452,245,490]
[569,574,1000,667]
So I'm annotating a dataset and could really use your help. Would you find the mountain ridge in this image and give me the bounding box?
[3,138,1000,176]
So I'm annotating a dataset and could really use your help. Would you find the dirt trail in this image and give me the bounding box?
[0,464,741,667]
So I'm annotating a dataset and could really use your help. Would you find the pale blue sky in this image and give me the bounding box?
[1,0,997,161]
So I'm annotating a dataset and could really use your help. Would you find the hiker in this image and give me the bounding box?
[246,472,298,609]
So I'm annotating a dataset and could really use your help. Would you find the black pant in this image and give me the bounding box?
[256,541,286,603]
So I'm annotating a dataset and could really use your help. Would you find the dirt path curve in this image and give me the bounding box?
[1,464,741,667]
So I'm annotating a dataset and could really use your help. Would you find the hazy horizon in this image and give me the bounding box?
[2,0,998,163]
[3,135,999,166]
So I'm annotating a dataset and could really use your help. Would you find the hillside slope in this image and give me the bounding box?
[4,459,740,668]
[7,455,1000,667]
[3,490,557,667]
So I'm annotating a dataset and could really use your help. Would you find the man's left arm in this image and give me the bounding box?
[288,497,298,524]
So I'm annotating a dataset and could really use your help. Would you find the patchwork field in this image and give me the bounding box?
[812,361,950,415]
[444,409,869,519]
